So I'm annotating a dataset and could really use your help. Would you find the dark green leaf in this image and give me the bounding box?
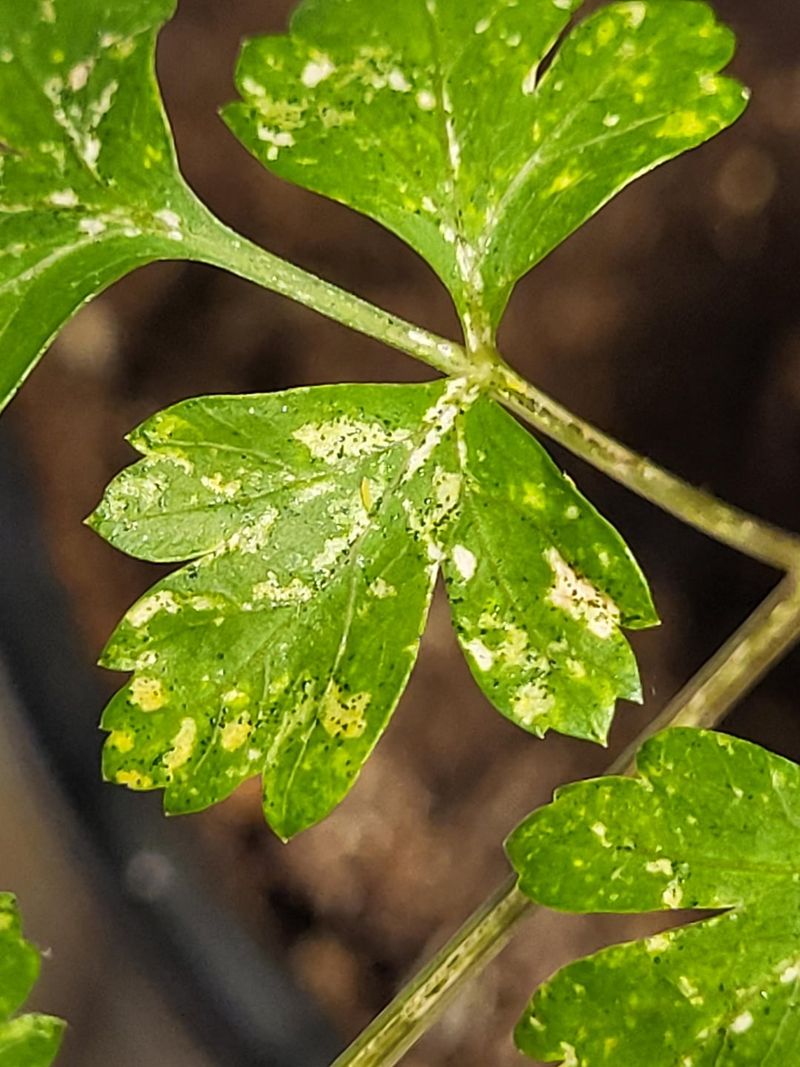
[0,895,64,1067]
[0,0,223,412]
[225,0,748,346]
[90,382,655,837]
[507,728,800,1065]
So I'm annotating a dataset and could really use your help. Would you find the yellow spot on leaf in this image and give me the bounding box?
[130,676,166,711]
[360,476,374,512]
[116,770,153,790]
[659,110,708,140]
[319,682,371,739]
[108,730,135,753]
[221,721,253,752]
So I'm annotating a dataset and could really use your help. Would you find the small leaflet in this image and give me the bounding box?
[507,728,800,1065]
[90,382,656,837]
[0,894,64,1066]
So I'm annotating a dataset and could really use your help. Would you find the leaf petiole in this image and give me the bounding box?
[331,572,800,1067]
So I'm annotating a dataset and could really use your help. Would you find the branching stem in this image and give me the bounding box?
[190,214,800,1067]
[332,573,800,1067]
[186,214,472,378]
[191,214,800,573]
[491,363,800,573]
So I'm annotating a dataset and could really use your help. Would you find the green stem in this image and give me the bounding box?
[331,572,800,1067]
[491,363,800,573]
[185,211,471,379]
[184,210,800,573]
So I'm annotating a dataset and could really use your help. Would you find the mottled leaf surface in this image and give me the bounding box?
[225,0,747,344]
[0,0,218,411]
[0,895,64,1067]
[507,728,800,1065]
[90,382,655,837]
[442,397,655,743]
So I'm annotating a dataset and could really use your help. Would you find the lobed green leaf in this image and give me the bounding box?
[225,0,748,346]
[90,382,656,837]
[0,0,230,412]
[0,895,64,1067]
[507,728,800,1065]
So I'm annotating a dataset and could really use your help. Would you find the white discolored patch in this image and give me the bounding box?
[369,577,396,599]
[780,963,800,984]
[452,544,477,581]
[388,68,411,92]
[154,208,183,240]
[130,676,166,712]
[730,1011,753,1035]
[404,378,477,479]
[68,59,94,93]
[513,680,555,726]
[163,717,197,771]
[256,126,296,160]
[293,417,408,463]
[302,55,336,88]
[662,880,684,908]
[545,547,620,639]
[624,2,647,29]
[496,626,531,668]
[465,639,494,672]
[591,822,611,846]
[252,572,313,604]
[79,217,107,236]
[559,1042,579,1067]
[241,75,266,97]
[50,189,79,207]
[431,471,460,518]
[646,858,674,876]
[128,589,181,628]
[678,976,703,1006]
[200,472,242,498]
[416,89,437,111]
[311,535,351,572]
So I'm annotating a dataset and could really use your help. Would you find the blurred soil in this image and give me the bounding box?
[6,1,800,1063]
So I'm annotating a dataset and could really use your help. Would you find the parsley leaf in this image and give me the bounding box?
[0,0,210,410]
[0,895,64,1067]
[507,728,800,1065]
[225,0,748,346]
[90,383,655,837]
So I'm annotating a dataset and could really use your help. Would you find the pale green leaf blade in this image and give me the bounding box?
[224,0,747,340]
[442,397,657,743]
[506,728,800,1065]
[0,0,216,411]
[0,895,64,1067]
[89,382,464,839]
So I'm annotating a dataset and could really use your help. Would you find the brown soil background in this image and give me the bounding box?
[6,1,800,1064]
